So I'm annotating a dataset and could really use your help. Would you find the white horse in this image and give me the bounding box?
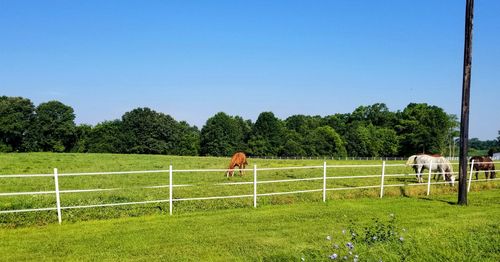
[406,155,455,186]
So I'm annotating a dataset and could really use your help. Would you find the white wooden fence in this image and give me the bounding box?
[0,161,498,225]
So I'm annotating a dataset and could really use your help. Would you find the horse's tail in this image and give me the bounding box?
[406,155,417,167]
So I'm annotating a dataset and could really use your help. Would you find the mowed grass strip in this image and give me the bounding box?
[0,190,498,261]
[1,153,498,227]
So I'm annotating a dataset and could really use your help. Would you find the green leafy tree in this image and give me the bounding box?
[285,115,322,135]
[372,127,399,156]
[344,123,373,157]
[0,96,35,152]
[280,130,306,157]
[23,101,76,152]
[71,124,92,152]
[344,124,398,157]
[397,103,452,156]
[349,103,396,127]
[247,135,271,156]
[175,121,200,156]
[200,112,246,156]
[304,126,347,157]
[234,116,252,153]
[121,108,181,154]
[323,114,349,137]
[87,120,127,153]
[468,138,497,151]
[249,112,285,156]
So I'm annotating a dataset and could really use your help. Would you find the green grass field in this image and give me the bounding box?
[0,153,499,261]
[0,153,498,227]
[0,189,499,261]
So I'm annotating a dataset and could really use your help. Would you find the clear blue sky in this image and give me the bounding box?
[1,1,499,140]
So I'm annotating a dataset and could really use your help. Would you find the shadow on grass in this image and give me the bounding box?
[418,197,457,206]
[399,187,409,198]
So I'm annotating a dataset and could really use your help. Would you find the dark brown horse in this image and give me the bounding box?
[226,152,248,177]
[470,156,496,180]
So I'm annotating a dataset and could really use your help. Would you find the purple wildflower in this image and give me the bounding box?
[399,236,404,242]
[329,253,338,260]
[346,242,354,250]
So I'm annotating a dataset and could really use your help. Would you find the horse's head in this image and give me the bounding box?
[449,174,456,186]
[444,164,455,186]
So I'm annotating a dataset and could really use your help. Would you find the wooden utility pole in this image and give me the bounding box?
[458,0,474,205]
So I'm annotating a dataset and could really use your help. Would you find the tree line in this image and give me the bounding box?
[1,95,498,157]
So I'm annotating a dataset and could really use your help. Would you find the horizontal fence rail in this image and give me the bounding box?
[1,161,499,224]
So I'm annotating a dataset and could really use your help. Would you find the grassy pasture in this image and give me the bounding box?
[0,189,498,261]
[0,153,498,227]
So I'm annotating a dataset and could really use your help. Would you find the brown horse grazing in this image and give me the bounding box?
[470,156,496,180]
[226,152,248,177]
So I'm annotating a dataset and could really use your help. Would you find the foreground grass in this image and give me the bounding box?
[1,153,498,227]
[0,189,499,261]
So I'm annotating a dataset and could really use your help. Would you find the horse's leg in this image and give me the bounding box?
[241,163,246,176]
[421,165,427,183]
[417,165,422,183]
[438,166,444,182]
[412,166,418,183]
[228,164,235,177]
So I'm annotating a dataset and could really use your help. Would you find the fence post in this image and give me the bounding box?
[323,161,327,202]
[253,164,257,208]
[467,159,475,192]
[169,165,173,216]
[380,161,386,198]
[53,168,62,224]
[427,162,433,196]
